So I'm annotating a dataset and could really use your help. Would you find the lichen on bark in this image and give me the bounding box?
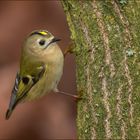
[62,0,140,139]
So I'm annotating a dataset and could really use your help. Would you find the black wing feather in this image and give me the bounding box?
[6,65,46,120]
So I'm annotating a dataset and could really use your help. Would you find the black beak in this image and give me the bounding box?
[50,37,61,43]
[44,37,61,49]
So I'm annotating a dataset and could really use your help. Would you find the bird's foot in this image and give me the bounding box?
[64,42,75,57]
[64,41,93,57]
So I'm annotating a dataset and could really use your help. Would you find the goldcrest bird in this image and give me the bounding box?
[6,30,64,119]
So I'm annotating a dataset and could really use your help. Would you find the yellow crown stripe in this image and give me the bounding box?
[39,31,47,35]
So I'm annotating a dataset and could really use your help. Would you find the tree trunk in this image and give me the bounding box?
[61,0,140,139]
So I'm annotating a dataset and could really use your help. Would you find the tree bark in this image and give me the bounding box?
[62,0,140,139]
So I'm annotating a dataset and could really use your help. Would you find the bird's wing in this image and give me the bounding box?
[6,65,47,119]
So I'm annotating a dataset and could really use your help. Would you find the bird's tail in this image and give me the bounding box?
[5,109,13,120]
[5,94,17,120]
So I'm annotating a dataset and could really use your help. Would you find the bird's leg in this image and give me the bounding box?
[58,91,81,99]
[54,89,82,100]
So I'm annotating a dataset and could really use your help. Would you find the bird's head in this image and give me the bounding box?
[23,30,61,55]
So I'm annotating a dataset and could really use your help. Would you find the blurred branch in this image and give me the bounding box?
[62,0,140,139]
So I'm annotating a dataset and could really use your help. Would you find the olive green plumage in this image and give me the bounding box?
[6,30,64,119]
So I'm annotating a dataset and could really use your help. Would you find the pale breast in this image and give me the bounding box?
[26,45,64,101]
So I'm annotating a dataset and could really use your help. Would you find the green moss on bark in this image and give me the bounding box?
[62,0,140,139]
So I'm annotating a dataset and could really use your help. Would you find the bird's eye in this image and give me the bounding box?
[39,40,45,46]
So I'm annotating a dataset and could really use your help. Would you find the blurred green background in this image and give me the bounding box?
[0,1,76,139]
